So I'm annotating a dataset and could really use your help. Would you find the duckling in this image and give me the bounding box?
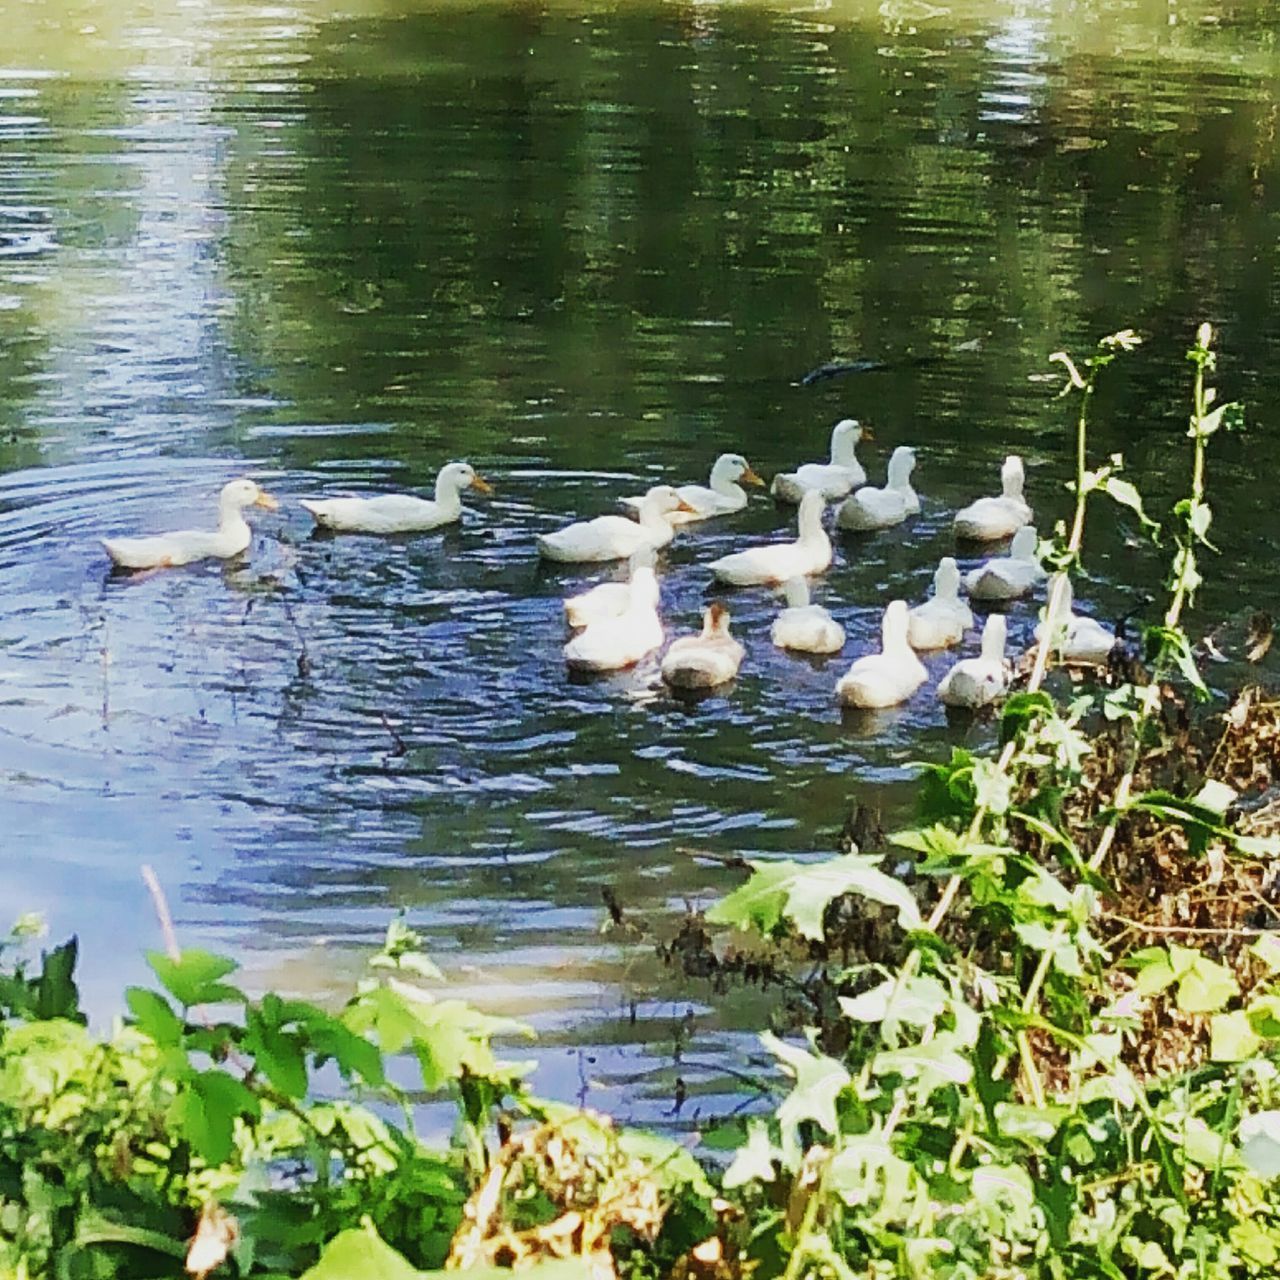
[836,446,920,531]
[835,600,927,709]
[299,461,491,534]
[770,577,846,655]
[563,563,663,672]
[908,557,974,650]
[102,478,279,570]
[938,614,1011,708]
[563,546,658,629]
[954,454,1032,542]
[963,526,1045,601]
[620,454,764,524]
[661,601,745,690]
[709,490,832,587]
[771,419,869,503]
[538,486,694,563]
[1034,574,1116,665]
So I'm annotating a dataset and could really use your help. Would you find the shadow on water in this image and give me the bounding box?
[1,0,1280,1126]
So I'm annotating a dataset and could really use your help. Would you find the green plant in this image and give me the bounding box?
[695,324,1280,1278]
[0,913,712,1279]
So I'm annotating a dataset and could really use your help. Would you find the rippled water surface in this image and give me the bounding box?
[3,0,1280,1126]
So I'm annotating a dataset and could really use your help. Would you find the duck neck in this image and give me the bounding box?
[981,616,1008,662]
[882,607,911,655]
[797,499,827,545]
[888,454,915,493]
[935,561,960,601]
[638,500,674,530]
[831,427,858,467]
[708,459,741,498]
[629,568,659,609]
[433,471,466,515]
[1045,576,1075,628]
[217,494,251,534]
[1002,458,1025,500]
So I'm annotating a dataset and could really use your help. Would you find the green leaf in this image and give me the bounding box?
[971,1164,1037,1236]
[707,853,920,941]
[1242,1110,1280,1177]
[872,1034,972,1105]
[1101,475,1159,535]
[1124,1238,1171,1271]
[306,1016,386,1088]
[1145,625,1207,697]
[915,748,978,823]
[301,1227,423,1280]
[1013,923,1081,977]
[1196,403,1228,437]
[787,857,921,937]
[703,860,798,936]
[1211,1010,1261,1062]
[1231,1219,1280,1267]
[972,759,1013,816]
[762,1032,851,1136]
[147,949,242,1008]
[245,1010,308,1099]
[826,1133,924,1225]
[1247,993,1280,1039]
[1185,499,1214,545]
[999,692,1056,746]
[1171,947,1237,1014]
[1130,946,1176,996]
[617,1128,715,1199]
[839,976,947,1034]
[1172,1114,1236,1170]
[125,986,184,1046]
[35,938,82,1022]
[1111,790,1228,857]
[973,1021,1013,1123]
[175,1069,260,1164]
[994,1103,1071,1143]
[722,1120,778,1189]
[1252,934,1280,975]
[343,984,530,1093]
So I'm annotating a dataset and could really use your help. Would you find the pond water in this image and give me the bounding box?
[2,0,1280,1128]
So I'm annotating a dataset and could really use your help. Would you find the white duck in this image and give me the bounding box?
[770,577,846,654]
[621,454,764,524]
[1034,574,1116,665]
[709,490,832,587]
[299,461,492,534]
[938,614,1011,708]
[954,454,1033,542]
[771,419,869,503]
[563,563,663,672]
[835,600,927,709]
[661,602,745,690]
[908,557,974,650]
[964,526,1045,601]
[538,486,693,563]
[102,479,279,570]
[563,546,657,629]
[836,446,920,531]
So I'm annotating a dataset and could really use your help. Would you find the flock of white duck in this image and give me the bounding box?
[98,419,1118,707]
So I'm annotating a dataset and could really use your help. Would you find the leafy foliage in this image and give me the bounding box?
[0,914,713,1279]
[685,326,1280,1279]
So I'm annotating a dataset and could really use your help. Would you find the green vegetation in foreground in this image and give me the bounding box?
[7,326,1280,1278]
